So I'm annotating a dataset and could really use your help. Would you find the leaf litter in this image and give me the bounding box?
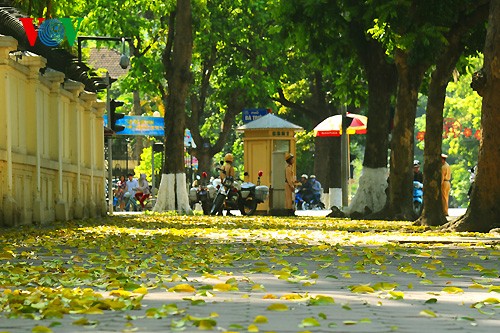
[0,214,499,332]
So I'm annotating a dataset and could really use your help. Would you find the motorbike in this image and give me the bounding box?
[189,172,214,215]
[295,187,325,210]
[413,181,423,215]
[210,171,269,216]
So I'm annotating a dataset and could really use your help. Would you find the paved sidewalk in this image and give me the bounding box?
[1,216,499,333]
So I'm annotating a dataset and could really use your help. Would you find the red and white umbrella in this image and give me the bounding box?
[313,113,368,137]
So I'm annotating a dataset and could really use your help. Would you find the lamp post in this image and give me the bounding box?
[341,105,349,208]
[77,36,132,214]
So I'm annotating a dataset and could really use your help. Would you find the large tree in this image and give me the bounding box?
[186,0,281,176]
[154,0,193,212]
[418,1,489,226]
[445,0,500,232]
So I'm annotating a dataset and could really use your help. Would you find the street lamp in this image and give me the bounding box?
[77,36,132,68]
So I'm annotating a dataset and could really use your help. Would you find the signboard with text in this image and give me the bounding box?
[103,115,196,147]
[242,108,271,123]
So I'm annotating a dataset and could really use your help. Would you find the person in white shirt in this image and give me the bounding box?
[125,173,139,211]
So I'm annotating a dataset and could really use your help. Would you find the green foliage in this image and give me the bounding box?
[296,131,315,175]
[134,146,163,182]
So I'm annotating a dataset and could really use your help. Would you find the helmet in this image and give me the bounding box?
[441,153,448,159]
[310,175,316,179]
[413,160,420,167]
[285,152,294,161]
[301,174,308,179]
[224,153,234,162]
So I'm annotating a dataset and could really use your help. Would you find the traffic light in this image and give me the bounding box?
[110,100,125,133]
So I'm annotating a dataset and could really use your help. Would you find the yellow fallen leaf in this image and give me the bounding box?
[420,310,438,318]
[299,317,321,327]
[442,287,464,294]
[32,326,53,333]
[198,319,216,330]
[253,315,268,324]
[133,287,148,295]
[0,251,15,259]
[389,291,405,299]
[262,294,278,299]
[109,289,132,297]
[481,297,500,304]
[266,303,289,311]
[351,285,375,294]
[469,283,486,289]
[251,284,266,291]
[168,284,196,293]
[248,324,259,332]
[213,283,233,291]
[280,293,306,300]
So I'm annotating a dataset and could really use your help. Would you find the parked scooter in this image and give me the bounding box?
[189,172,214,215]
[210,171,269,216]
[413,181,423,215]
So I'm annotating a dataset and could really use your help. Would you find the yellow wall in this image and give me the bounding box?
[0,36,106,226]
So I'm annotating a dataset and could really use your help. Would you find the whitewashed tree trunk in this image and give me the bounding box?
[153,173,192,213]
[345,167,388,215]
[175,173,191,213]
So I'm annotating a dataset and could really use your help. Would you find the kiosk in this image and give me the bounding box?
[237,114,303,214]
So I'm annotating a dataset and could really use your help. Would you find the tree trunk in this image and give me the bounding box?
[385,50,427,220]
[419,44,464,225]
[133,89,143,164]
[346,33,397,216]
[445,0,500,232]
[314,137,341,190]
[419,72,451,226]
[154,0,193,213]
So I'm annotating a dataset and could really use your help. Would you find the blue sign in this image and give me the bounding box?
[242,108,270,123]
[104,115,196,147]
[104,115,164,136]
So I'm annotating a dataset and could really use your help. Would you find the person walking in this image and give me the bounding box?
[135,173,151,210]
[441,154,451,216]
[125,173,139,211]
[115,175,127,211]
[219,153,236,215]
[284,153,297,215]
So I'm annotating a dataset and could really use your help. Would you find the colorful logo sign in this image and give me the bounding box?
[19,17,83,47]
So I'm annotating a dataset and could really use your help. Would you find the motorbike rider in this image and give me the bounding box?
[219,153,236,215]
[298,174,313,203]
[220,153,235,180]
[309,175,322,204]
[413,160,423,183]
